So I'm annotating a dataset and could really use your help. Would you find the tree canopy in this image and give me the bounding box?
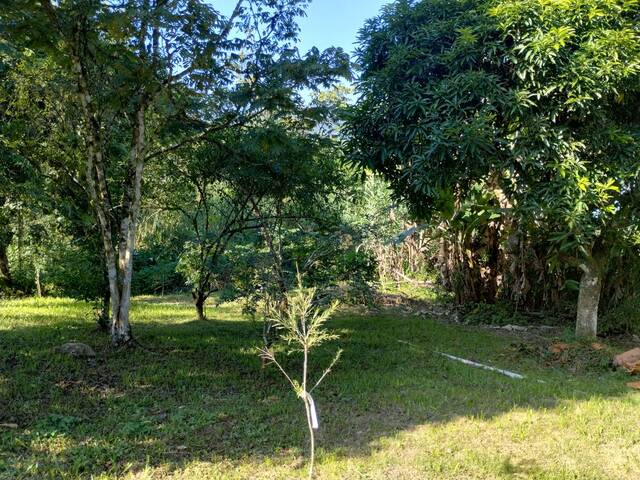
[347,0,640,337]
[1,0,639,342]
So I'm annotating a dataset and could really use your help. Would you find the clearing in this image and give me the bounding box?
[0,296,639,479]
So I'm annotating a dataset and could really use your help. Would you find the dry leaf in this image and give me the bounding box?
[550,343,570,354]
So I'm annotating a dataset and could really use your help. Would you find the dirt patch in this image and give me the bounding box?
[374,293,638,375]
[374,292,457,321]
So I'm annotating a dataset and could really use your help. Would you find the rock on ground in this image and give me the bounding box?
[57,342,96,358]
[613,348,640,374]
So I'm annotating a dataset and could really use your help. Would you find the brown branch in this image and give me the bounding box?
[161,0,245,88]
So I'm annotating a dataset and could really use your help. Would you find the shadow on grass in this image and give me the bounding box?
[0,296,631,479]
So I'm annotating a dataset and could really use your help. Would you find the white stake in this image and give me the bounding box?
[438,352,525,379]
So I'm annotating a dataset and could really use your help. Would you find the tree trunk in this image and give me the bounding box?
[71,52,127,346]
[251,199,287,348]
[194,292,206,321]
[46,11,151,348]
[111,105,146,346]
[35,266,42,297]
[0,241,12,288]
[485,224,500,303]
[74,55,146,346]
[576,260,602,339]
[437,236,452,289]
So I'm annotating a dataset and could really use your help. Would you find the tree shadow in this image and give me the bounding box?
[0,296,632,478]
[499,458,546,478]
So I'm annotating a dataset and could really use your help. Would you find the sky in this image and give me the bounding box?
[217,0,390,55]
[296,0,389,54]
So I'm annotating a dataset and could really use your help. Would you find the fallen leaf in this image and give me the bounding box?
[626,381,640,390]
[591,342,605,351]
[550,343,571,354]
[0,423,18,429]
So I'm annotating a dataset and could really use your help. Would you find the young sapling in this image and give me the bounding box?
[259,274,342,479]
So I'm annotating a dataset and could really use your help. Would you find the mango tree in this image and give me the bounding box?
[347,0,640,338]
[493,0,640,338]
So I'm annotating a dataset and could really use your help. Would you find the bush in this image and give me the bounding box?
[133,250,183,295]
[600,297,640,336]
[7,232,105,300]
[463,303,532,326]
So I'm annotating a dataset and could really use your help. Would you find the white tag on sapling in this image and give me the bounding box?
[307,394,319,430]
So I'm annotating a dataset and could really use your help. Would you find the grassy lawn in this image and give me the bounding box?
[1,295,639,479]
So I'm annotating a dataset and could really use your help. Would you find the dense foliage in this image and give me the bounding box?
[0,0,352,343]
[1,0,639,342]
[347,0,640,337]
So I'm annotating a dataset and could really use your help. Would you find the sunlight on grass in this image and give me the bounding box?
[1,296,638,479]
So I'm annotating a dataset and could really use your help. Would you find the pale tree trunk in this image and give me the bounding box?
[0,213,14,289]
[71,43,123,345]
[112,105,146,345]
[72,51,146,347]
[42,1,153,347]
[576,260,602,339]
[437,236,452,289]
[35,266,42,297]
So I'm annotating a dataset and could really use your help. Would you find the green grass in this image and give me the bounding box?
[1,295,639,479]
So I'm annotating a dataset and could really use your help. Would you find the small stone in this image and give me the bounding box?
[0,423,18,429]
[503,324,528,332]
[57,342,96,358]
